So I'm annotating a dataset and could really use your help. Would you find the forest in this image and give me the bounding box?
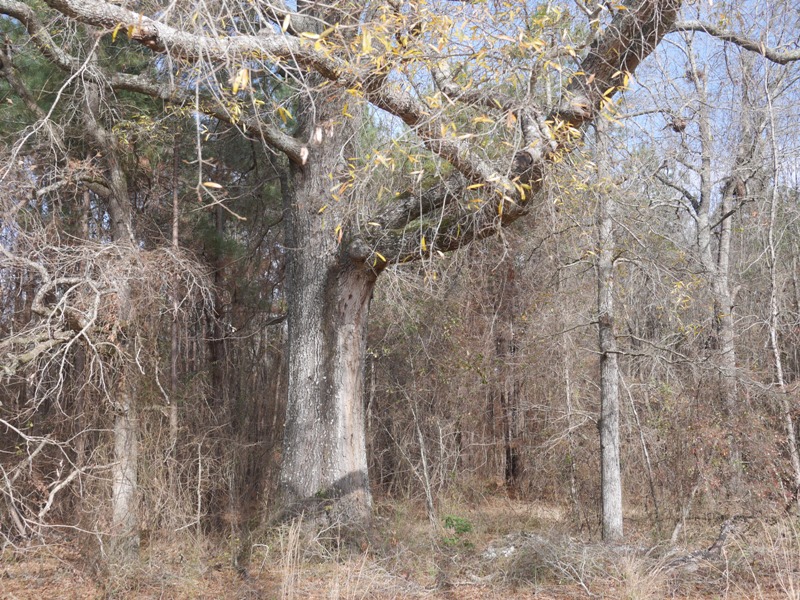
[2,0,800,597]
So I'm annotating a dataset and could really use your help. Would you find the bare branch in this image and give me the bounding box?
[672,20,800,65]
[654,170,700,213]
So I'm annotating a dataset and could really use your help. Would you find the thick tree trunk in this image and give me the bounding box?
[279,119,376,526]
[280,251,375,525]
[108,224,139,559]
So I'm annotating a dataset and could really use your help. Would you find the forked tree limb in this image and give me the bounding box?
[358,0,685,264]
[15,0,794,267]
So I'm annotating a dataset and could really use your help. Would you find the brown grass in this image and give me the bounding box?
[3,496,800,599]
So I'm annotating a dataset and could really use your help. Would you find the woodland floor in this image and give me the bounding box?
[2,496,799,599]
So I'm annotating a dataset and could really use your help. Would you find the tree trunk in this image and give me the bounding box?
[111,379,138,557]
[279,116,376,526]
[688,46,741,485]
[765,86,800,510]
[84,75,140,558]
[108,231,139,559]
[596,125,623,542]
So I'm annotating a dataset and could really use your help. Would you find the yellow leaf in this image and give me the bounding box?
[374,251,386,262]
[467,183,484,189]
[361,32,372,53]
[318,205,328,213]
[282,14,291,33]
[112,23,123,42]
[277,106,293,124]
[421,236,427,252]
[232,67,249,94]
[300,32,320,40]
[203,181,223,189]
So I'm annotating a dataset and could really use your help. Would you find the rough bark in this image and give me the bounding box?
[596,125,623,542]
[279,89,376,527]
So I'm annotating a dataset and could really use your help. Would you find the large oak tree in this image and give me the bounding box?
[3,0,796,533]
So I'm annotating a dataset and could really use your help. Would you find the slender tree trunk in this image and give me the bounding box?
[688,47,741,484]
[169,138,180,488]
[712,178,737,418]
[765,83,800,509]
[208,203,227,415]
[83,71,139,558]
[596,124,623,542]
[108,206,139,559]
[494,263,521,489]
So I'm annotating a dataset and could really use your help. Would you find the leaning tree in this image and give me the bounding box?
[3,0,798,531]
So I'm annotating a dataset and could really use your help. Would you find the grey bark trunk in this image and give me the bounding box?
[111,380,138,557]
[765,89,800,509]
[279,107,375,526]
[84,74,139,558]
[597,196,622,541]
[108,185,139,559]
[689,49,740,481]
[596,124,623,542]
[108,203,139,558]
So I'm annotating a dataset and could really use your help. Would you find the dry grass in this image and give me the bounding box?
[3,497,800,599]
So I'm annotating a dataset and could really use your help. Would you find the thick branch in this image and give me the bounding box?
[0,329,74,378]
[672,20,800,65]
[430,60,515,113]
[0,1,306,163]
[376,177,462,231]
[0,0,80,71]
[39,0,347,78]
[29,0,512,185]
[363,0,685,264]
[556,0,683,126]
